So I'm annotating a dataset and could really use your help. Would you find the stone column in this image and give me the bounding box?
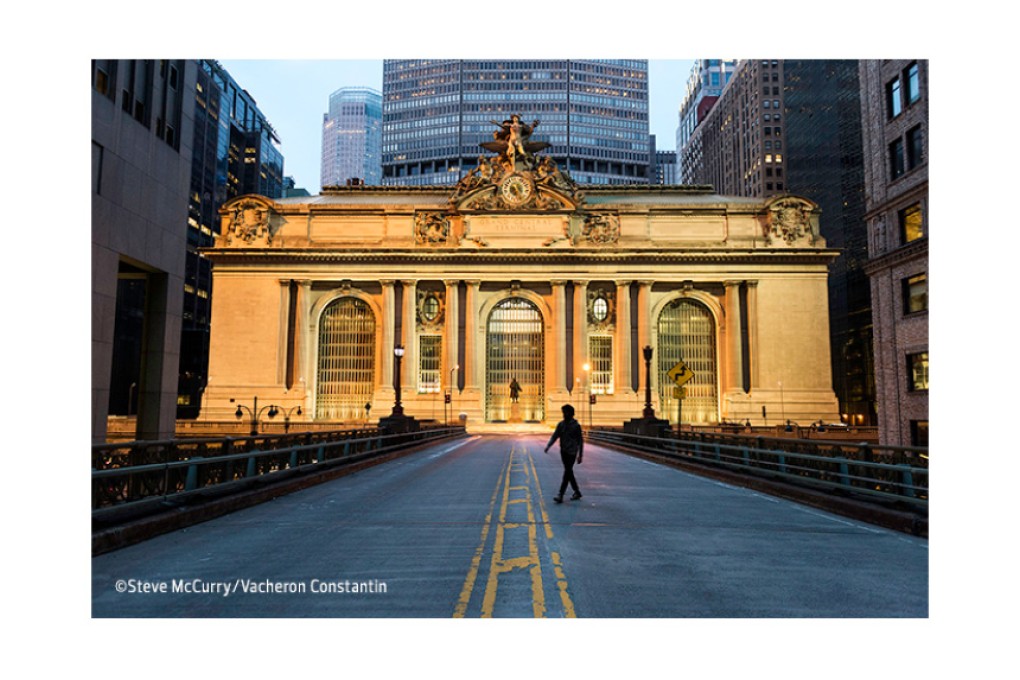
[552,281,568,394]
[724,280,745,395]
[746,281,759,391]
[444,279,460,393]
[464,280,481,392]
[615,280,633,395]
[401,280,417,394]
[296,281,311,403]
[381,280,396,391]
[636,281,653,381]
[278,279,291,385]
[572,280,589,392]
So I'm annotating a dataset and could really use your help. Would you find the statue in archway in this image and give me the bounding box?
[509,377,522,403]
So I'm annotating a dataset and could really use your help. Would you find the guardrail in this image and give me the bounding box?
[587,428,927,510]
[92,426,466,511]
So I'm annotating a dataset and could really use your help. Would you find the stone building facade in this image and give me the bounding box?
[200,129,840,430]
[860,60,929,447]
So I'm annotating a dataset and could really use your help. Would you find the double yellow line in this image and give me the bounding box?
[453,442,576,618]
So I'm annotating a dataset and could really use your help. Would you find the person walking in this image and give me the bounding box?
[544,404,584,503]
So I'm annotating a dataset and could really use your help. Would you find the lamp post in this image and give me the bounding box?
[642,346,655,418]
[393,345,405,416]
[448,364,458,426]
[233,396,278,436]
[281,405,302,434]
[583,362,591,428]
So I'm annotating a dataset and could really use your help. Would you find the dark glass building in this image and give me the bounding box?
[381,60,650,186]
[178,60,284,417]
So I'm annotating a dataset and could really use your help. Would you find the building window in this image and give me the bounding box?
[903,273,927,314]
[900,203,924,243]
[905,62,920,104]
[592,296,609,322]
[890,138,905,179]
[421,294,440,322]
[907,125,924,169]
[588,336,614,395]
[907,352,928,392]
[657,298,718,425]
[316,297,376,420]
[418,335,441,394]
[910,420,929,447]
[887,77,902,118]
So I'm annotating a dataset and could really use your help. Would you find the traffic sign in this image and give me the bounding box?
[667,360,695,387]
[672,386,687,399]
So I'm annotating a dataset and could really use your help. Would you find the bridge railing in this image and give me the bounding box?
[92,425,465,511]
[587,428,928,510]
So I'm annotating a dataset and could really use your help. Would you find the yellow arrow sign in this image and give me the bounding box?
[667,360,695,387]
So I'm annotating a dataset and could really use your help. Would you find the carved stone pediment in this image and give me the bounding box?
[582,213,620,246]
[415,212,451,246]
[448,113,585,213]
[764,196,818,247]
[222,196,277,248]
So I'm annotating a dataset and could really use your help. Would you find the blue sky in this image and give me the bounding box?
[219,59,695,191]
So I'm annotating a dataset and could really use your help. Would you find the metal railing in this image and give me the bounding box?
[92,426,466,511]
[587,428,928,510]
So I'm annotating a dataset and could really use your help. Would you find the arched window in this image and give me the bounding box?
[657,298,718,424]
[486,298,544,422]
[316,297,376,421]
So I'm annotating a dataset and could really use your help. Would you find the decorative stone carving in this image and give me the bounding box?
[449,113,584,212]
[582,213,621,245]
[415,212,451,245]
[417,289,445,330]
[764,197,817,246]
[588,288,616,331]
[224,198,274,247]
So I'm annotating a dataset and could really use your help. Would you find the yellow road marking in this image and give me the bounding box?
[453,453,509,618]
[455,441,575,618]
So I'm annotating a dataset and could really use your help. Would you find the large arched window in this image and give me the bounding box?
[657,298,718,425]
[485,298,545,422]
[316,297,376,421]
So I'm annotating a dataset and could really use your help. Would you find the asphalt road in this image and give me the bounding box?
[92,434,928,618]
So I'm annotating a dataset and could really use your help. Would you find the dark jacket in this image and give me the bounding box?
[547,417,584,458]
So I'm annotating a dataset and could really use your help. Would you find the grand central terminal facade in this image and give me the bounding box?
[200,118,840,430]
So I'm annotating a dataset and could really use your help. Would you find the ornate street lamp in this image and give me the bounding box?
[583,362,591,428]
[642,345,655,418]
[282,405,302,434]
[393,345,405,416]
[233,396,278,436]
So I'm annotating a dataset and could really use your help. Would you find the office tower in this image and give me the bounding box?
[679,60,873,423]
[859,60,928,447]
[675,59,736,154]
[381,60,650,186]
[178,60,285,417]
[653,149,677,185]
[92,59,195,442]
[321,87,383,187]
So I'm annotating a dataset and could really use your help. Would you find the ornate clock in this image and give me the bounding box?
[500,174,533,206]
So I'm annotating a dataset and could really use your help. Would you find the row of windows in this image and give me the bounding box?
[889,125,924,179]
[886,62,921,119]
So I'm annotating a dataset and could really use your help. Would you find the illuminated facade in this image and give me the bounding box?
[200,134,841,430]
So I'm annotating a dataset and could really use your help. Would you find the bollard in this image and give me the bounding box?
[185,461,199,492]
[776,451,787,475]
[246,453,258,478]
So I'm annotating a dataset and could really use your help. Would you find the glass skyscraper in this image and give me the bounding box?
[381,60,650,186]
[321,86,383,187]
[179,59,284,417]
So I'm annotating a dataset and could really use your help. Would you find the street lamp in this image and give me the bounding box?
[642,346,655,418]
[282,405,302,434]
[233,396,278,436]
[450,364,459,426]
[393,345,405,416]
[582,362,591,428]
